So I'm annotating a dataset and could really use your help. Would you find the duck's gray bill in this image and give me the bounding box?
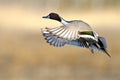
[42,15,49,18]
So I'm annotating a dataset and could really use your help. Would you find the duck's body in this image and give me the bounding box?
[42,13,110,57]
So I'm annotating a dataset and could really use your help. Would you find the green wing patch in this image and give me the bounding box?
[79,31,94,36]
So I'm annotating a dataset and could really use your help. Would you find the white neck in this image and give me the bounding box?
[61,18,69,25]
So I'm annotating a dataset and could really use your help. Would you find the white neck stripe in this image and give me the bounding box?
[61,18,69,25]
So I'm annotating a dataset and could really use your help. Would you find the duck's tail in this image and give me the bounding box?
[89,37,111,57]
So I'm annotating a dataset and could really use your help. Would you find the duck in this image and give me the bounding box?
[41,12,111,57]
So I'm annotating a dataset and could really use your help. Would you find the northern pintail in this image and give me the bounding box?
[42,13,111,57]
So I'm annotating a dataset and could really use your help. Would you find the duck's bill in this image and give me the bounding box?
[42,15,50,19]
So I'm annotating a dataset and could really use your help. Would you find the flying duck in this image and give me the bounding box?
[41,12,111,57]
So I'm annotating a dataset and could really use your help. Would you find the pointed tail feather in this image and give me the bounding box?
[101,48,111,57]
[89,37,111,57]
[98,37,111,57]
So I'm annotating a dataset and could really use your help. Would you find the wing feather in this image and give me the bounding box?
[42,20,94,47]
[42,28,88,48]
[67,39,88,48]
[43,20,93,41]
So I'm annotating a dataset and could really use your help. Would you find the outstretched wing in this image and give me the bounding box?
[43,21,92,40]
[43,30,67,47]
[42,28,88,48]
[44,26,79,40]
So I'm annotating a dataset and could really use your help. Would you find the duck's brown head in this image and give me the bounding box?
[42,13,61,22]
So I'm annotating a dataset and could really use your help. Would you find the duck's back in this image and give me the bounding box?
[66,20,92,32]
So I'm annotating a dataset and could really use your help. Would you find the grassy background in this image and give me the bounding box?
[0,0,120,80]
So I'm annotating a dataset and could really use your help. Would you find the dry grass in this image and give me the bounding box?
[0,5,120,30]
[0,5,120,80]
[0,27,120,80]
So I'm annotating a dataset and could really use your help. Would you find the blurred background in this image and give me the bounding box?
[0,0,120,80]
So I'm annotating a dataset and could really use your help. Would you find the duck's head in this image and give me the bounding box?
[42,13,61,22]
